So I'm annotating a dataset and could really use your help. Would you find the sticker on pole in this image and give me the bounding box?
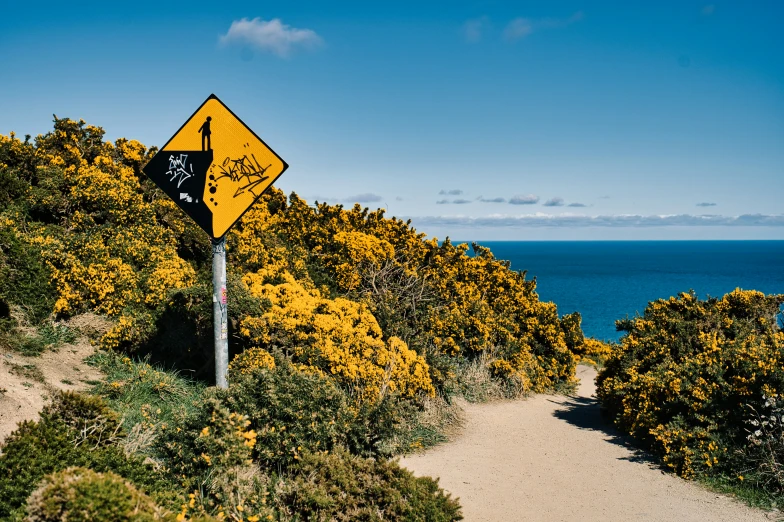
[142,94,288,239]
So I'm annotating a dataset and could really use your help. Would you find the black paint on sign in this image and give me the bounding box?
[143,149,214,236]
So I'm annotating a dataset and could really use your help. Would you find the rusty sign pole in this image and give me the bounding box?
[212,237,229,388]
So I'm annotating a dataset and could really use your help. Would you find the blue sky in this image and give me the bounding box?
[1,1,782,240]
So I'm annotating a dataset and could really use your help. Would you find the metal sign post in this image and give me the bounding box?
[142,94,288,388]
[212,237,229,388]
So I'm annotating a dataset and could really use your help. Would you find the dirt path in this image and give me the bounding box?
[401,365,775,522]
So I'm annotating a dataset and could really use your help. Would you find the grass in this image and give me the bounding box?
[699,474,783,513]
[454,356,510,403]
[1,322,78,356]
[86,349,466,458]
[87,351,206,436]
[388,395,464,455]
[6,362,45,383]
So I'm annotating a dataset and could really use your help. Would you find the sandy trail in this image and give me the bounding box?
[401,365,774,522]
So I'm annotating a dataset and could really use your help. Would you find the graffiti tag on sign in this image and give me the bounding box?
[142,94,288,239]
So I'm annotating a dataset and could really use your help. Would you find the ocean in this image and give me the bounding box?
[465,241,784,342]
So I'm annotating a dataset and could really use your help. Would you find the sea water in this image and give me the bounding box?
[465,241,784,341]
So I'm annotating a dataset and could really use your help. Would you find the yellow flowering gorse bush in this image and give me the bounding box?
[229,193,578,394]
[229,347,276,376]
[239,269,434,400]
[1,116,580,402]
[0,118,196,351]
[596,289,784,478]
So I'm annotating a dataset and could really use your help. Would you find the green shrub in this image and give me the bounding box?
[217,361,407,467]
[596,289,784,479]
[42,390,121,441]
[275,447,462,521]
[0,298,11,321]
[162,361,409,474]
[126,268,268,378]
[739,394,784,494]
[0,418,83,518]
[560,312,614,366]
[177,466,276,522]
[154,397,278,521]
[159,398,255,482]
[0,392,179,519]
[0,225,56,325]
[25,467,158,522]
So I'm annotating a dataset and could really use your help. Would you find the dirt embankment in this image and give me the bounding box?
[401,365,776,522]
[0,315,107,444]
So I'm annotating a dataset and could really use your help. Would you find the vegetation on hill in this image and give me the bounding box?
[2,115,780,516]
[0,117,589,519]
[597,289,784,507]
[0,117,579,393]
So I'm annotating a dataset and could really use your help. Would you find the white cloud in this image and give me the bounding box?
[463,17,490,43]
[405,213,784,228]
[504,11,583,41]
[439,189,463,195]
[219,17,323,58]
[346,193,382,203]
[504,18,533,40]
[539,11,584,29]
[544,197,565,207]
[437,198,473,204]
[696,202,717,207]
[509,194,540,205]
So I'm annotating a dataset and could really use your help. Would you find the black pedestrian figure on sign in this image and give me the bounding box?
[198,117,212,151]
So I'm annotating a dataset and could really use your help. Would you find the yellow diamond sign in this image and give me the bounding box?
[143,94,288,239]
